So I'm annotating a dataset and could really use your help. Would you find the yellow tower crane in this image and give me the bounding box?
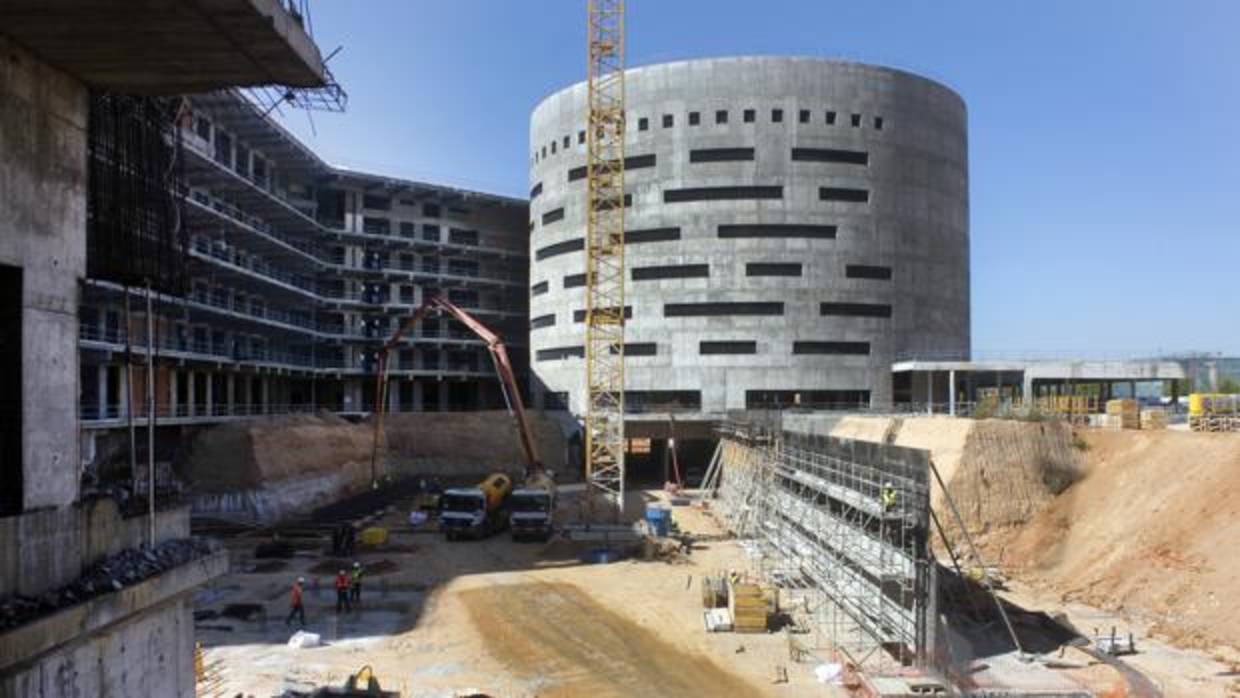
[584,0,626,519]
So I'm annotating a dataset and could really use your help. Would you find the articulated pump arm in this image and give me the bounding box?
[368,296,542,486]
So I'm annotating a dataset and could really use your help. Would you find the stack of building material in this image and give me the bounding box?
[1140,408,1168,430]
[701,575,728,609]
[1105,399,1140,429]
[728,583,770,633]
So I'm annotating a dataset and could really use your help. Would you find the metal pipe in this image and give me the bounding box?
[146,282,156,547]
[124,288,137,492]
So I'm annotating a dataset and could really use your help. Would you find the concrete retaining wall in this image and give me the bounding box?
[0,499,189,599]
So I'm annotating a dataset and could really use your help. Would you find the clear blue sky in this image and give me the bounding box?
[281,1,1240,356]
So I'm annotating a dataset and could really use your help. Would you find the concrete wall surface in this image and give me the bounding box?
[0,550,227,698]
[528,57,970,415]
[0,498,189,599]
[0,35,86,512]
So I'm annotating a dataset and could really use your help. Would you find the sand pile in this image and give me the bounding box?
[995,430,1240,650]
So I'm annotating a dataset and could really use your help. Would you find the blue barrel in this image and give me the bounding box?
[645,506,671,537]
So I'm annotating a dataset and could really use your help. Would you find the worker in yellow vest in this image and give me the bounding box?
[881,482,897,512]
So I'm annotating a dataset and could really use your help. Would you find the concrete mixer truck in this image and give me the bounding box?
[509,471,557,542]
[440,473,513,541]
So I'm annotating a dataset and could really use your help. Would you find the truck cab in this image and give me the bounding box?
[509,487,555,541]
[440,473,512,541]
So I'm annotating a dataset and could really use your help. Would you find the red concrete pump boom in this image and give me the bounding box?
[368,297,542,486]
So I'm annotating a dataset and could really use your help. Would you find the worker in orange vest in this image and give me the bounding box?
[285,576,306,628]
[334,569,351,613]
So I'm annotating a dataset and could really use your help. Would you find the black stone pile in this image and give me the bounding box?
[0,538,216,632]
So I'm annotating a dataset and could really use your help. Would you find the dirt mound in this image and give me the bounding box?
[995,430,1240,650]
[179,413,372,492]
[381,410,570,475]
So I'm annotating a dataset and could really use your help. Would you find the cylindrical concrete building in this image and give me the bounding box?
[528,57,968,417]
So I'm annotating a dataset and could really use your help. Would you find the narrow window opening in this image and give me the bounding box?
[715,109,728,124]
[662,114,674,128]
[638,117,649,131]
[771,108,783,123]
[798,109,810,123]
[851,113,862,127]
[743,109,755,123]
[688,111,701,126]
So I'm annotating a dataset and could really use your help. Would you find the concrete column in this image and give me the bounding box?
[204,373,214,416]
[1022,374,1034,406]
[388,379,399,413]
[413,380,424,411]
[948,369,957,416]
[926,371,934,415]
[438,379,450,411]
[169,370,178,417]
[97,364,108,419]
[120,365,129,418]
[226,374,236,415]
[261,377,270,414]
[186,371,196,417]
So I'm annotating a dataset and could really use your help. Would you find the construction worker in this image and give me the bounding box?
[350,561,365,605]
[285,577,306,628]
[881,481,897,512]
[335,569,351,613]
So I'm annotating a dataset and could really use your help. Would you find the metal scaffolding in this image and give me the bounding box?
[713,413,936,673]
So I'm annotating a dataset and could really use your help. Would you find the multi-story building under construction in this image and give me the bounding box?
[79,90,530,457]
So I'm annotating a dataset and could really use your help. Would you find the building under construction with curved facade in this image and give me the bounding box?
[528,57,970,420]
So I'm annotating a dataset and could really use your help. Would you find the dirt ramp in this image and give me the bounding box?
[382,410,570,476]
[999,430,1240,649]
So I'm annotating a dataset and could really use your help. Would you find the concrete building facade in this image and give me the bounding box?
[528,57,970,417]
[78,90,530,442]
[0,2,324,694]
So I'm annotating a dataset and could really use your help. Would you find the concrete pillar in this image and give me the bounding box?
[1129,380,1137,400]
[1022,373,1034,406]
[226,374,236,415]
[169,370,178,417]
[438,379,450,411]
[948,369,957,416]
[413,380,424,411]
[204,372,213,416]
[926,371,934,415]
[97,364,108,419]
[388,379,399,413]
[261,377,270,414]
[186,371,196,417]
[120,365,130,418]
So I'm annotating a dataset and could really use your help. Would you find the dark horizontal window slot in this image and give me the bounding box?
[535,346,585,361]
[613,342,657,356]
[632,264,709,281]
[689,147,755,163]
[530,314,556,330]
[846,264,892,280]
[627,390,701,412]
[700,341,757,355]
[541,207,565,225]
[563,273,586,288]
[791,147,869,165]
[531,281,549,296]
[535,238,583,261]
[746,390,870,410]
[568,155,654,182]
[746,262,802,277]
[664,302,783,317]
[572,306,632,322]
[626,153,656,169]
[625,227,681,244]
[820,302,891,318]
[819,187,870,203]
[718,224,836,240]
[530,182,543,199]
[664,186,782,203]
[793,341,871,355]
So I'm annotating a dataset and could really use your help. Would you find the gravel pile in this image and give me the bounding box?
[0,538,216,632]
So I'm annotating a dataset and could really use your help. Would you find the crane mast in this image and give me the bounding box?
[584,0,626,518]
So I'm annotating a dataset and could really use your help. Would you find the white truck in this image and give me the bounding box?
[509,471,556,542]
